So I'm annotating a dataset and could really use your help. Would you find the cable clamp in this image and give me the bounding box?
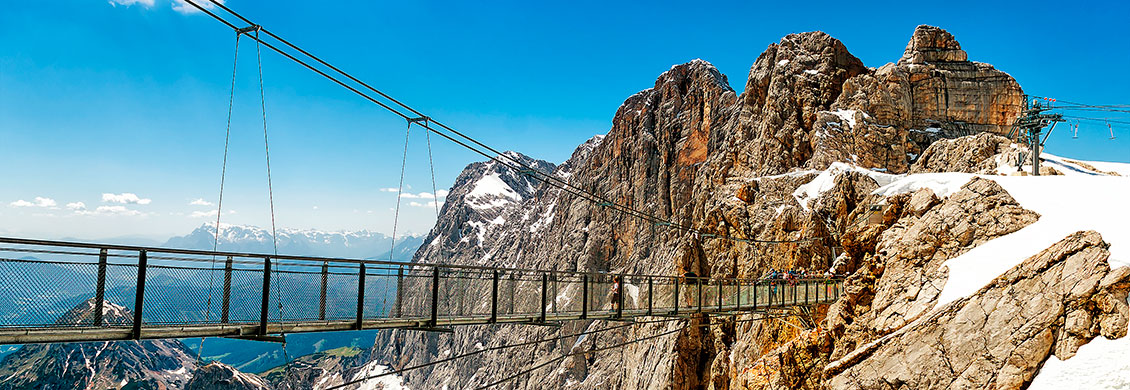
[407,117,429,124]
[236,25,261,35]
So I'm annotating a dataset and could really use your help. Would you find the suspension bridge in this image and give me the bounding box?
[0,237,842,345]
[3,0,1123,363]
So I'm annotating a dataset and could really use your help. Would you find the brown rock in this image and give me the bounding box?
[911,132,1015,174]
[898,25,969,64]
[827,231,1130,389]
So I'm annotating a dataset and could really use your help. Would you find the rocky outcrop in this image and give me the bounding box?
[727,176,1042,389]
[808,25,1024,173]
[910,132,1019,174]
[185,362,269,390]
[827,231,1130,389]
[830,178,1040,358]
[0,299,197,390]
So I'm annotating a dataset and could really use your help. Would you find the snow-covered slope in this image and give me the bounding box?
[866,157,1130,388]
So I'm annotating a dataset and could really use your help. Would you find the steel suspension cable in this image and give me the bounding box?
[474,324,689,390]
[424,118,441,218]
[329,317,687,389]
[390,121,412,260]
[198,30,243,363]
[251,27,295,385]
[180,0,825,246]
[475,312,803,389]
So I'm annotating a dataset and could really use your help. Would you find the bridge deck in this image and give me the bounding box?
[0,237,841,344]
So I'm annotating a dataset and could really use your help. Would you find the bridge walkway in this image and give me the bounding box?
[0,237,842,344]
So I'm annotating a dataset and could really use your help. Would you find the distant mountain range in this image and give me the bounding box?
[0,223,426,378]
[164,224,423,260]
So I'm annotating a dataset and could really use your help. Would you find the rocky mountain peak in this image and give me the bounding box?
[54,297,132,326]
[0,300,197,389]
[898,24,968,64]
[185,362,269,390]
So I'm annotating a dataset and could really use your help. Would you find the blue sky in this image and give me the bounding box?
[2,0,1127,241]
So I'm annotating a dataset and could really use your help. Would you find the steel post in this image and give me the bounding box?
[356,263,366,330]
[540,273,548,323]
[131,250,148,340]
[94,248,107,326]
[616,275,624,319]
[259,257,271,336]
[319,261,328,321]
[717,279,723,311]
[697,278,703,313]
[221,256,232,323]
[396,266,404,317]
[736,279,741,311]
[429,267,440,327]
[673,277,680,316]
[581,274,589,319]
[647,276,653,316]
[490,269,498,323]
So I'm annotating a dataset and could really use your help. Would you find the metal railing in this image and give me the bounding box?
[0,237,843,344]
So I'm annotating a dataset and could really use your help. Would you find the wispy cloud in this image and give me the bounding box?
[102,193,152,205]
[189,198,213,206]
[108,0,156,7]
[66,202,87,211]
[409,201,444,208]
[189,209,237,218]
[172,0,225,15]
[380,188,449,199]
[76,205,145,216]
[9,197,57,208]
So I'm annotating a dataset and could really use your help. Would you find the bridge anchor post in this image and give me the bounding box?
[132,250,148,340]
[94,248,107,326]
[258,257,271,336]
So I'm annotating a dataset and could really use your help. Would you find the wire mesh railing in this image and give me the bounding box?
[0,237,843,343]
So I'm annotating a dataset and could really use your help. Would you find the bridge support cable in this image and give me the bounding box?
[199,30,243,363]
[176,0,824,248]
[390,120,412,261]
[329,317,685,390]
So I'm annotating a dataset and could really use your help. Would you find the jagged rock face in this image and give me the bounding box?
[827,231,1130,389]
[725,176,1041,389]
[910,132,1017,174]
[734,31,868,175]
[807,25,1024,173]
[0,299,197,390]
[898,25,968,64]
[367,25,1040,390]
[417,150,555,265]
[184,362,269,390]
[830,178,1040,357]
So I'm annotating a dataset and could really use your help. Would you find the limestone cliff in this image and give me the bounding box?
[345,25,1123,390]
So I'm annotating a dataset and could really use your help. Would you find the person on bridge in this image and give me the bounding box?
[610,275,622,312]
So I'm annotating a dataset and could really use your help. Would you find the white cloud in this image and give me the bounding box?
[189,198,213,206]
[102,193,152,205]
[77,205,144,216]
[66,202,87,211]
[109,0,156,7]
[381,189,450,199]
[409,201,444,208]
[312,206,319,210]
[10,197,57,208]
[172,0,225,14]
[189,209,237,218]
